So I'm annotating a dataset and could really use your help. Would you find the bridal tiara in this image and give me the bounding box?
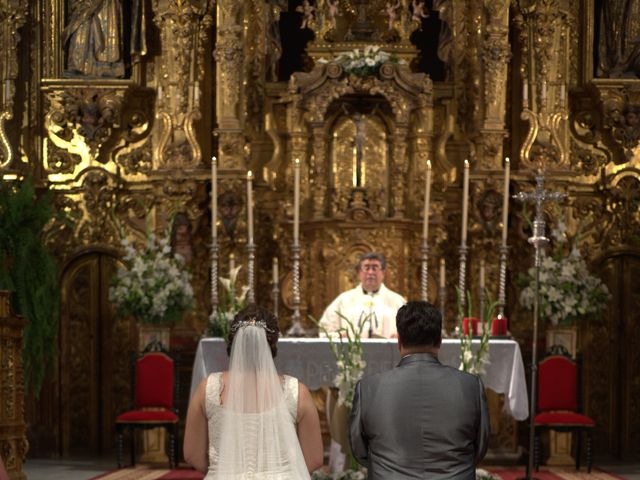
[230,317,280,336]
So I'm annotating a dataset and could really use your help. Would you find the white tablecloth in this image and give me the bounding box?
[189,338,529,421]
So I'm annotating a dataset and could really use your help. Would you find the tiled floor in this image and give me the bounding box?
[21,458,640,480]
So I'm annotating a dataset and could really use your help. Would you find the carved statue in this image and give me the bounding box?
[385,0,401,31]
[326,0,339,31]
[597,0,640,78]
[296,0,315,30]
[171,212,194,264]
[63,0,125,78]
[266,0,288,81]
[411,0,429,25]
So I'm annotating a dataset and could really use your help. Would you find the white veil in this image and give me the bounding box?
[211,324,310,479]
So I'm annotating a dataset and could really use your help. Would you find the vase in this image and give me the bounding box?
[463,317,479,336]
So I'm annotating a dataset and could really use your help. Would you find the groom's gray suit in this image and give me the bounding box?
[350,353,490,479]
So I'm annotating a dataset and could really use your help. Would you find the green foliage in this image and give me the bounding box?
[457,288,498,376]
[0,177,60,395]
[206,265,249,339]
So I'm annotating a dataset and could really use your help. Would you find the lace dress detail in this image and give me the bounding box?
[204,372,302,479]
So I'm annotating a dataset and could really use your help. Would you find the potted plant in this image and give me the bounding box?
[0,177,60,395]
[109,231,195,348]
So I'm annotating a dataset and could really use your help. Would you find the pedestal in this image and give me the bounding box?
[0,291,28,480]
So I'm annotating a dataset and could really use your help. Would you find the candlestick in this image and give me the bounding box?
[229,253,235,273]
[293,158,301,245]
[422,160,432,241]
[461,159,470,246]
[501,157,510,246]
[247,170,254,244]
[273,257,279,285]
[211,156,217,240]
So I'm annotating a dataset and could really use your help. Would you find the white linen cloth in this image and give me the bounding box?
[319,284,405,338]
[190,338,529,421]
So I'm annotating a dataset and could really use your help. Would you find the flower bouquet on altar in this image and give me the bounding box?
[518,226,610,326]
[319,45,403,77]
[313,312,368,477]
[458,290,497,376]
[207,265,249,339]
[109,233,194,325]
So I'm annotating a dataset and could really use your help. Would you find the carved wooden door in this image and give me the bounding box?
[60,252,136,455]
[586,252,640,459]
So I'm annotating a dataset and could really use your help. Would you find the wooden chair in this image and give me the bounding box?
[534,345,595,472]
[115,342,179,468]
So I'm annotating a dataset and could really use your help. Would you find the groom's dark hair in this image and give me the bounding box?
[396,301,442,348]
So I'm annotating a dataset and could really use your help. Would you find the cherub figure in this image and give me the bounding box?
[411,0,429,24]
[296,0,315,30]
[326,0,339,30]
[385,0,400,31]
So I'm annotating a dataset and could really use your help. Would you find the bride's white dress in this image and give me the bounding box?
[204,371,310,479]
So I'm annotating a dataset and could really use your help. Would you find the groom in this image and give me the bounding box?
[349,301,490,479]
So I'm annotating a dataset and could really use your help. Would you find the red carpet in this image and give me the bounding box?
[90,466,623,480]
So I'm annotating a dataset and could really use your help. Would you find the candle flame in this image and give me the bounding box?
[505,157,510,165]
[427,159,432,168]
[212,156,217,164]
[247,170,253,179]
[294,158,300,165]
[464,159,469,167]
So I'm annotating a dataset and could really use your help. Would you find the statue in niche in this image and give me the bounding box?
[218,190,244,239]
[171,212,193,264]
[266,0,287,81]
[63,0,125,78]
[597,0,640,78]
[475,189,502,236]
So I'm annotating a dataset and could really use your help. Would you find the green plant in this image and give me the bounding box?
[0,177,60,394]
[206,265,249,339]
[457,289,497,376]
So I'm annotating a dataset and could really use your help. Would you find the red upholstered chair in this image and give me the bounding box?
[534,346,595,472]
[115,343,179,468]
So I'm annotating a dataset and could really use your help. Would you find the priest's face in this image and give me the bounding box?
[359,259,384,293]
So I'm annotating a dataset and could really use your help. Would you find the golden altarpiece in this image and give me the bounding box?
[0,0,639,475]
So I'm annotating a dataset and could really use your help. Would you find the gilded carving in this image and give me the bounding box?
[596,84,640,162]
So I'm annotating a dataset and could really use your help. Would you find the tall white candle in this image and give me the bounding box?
[560,84,565,106]
[293,158,301,245]
[272,257,279,285]
[247,170,254,244]
[479,259,485,290]
[422,160,432,242]
[211,156,217,240]
[501,157,510,246]
[461,159,470,245]
[523,82,528,105]
[229,253,235,273]
[439,258,446,289]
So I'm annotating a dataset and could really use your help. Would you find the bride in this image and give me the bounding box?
[184,305,324,478]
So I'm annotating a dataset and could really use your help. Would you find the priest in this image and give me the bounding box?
[319,252,405,338]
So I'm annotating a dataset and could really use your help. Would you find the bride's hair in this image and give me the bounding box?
[227,305,280,357]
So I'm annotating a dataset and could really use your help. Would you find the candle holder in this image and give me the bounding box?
[210,242,219,312]
[420,243,429,302]
[438,283,447,337]
[247,242,256,304]
[272,281,280,318]
[457,245,469,315]
[497,245,509,316]
[286,244,307,336]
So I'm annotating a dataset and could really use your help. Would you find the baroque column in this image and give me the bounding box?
[0,1,28,171]
[153,0,214,169]
[215,0,246,170]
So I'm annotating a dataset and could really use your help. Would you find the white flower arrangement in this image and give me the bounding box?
[109,234,194,325]
[315,311,367,410]
[322,45,401,77]
[207,265,249,339]
[458,290,495,376]
[519,245,610,326]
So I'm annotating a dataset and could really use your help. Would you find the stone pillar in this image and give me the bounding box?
[0,291,28,480]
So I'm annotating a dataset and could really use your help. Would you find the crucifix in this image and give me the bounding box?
[514,169,565,480]
[342,103,379,188]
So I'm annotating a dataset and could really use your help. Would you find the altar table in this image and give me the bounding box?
[190,338,529,421]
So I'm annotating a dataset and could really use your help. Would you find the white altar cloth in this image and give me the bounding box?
[190,337,529,421]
